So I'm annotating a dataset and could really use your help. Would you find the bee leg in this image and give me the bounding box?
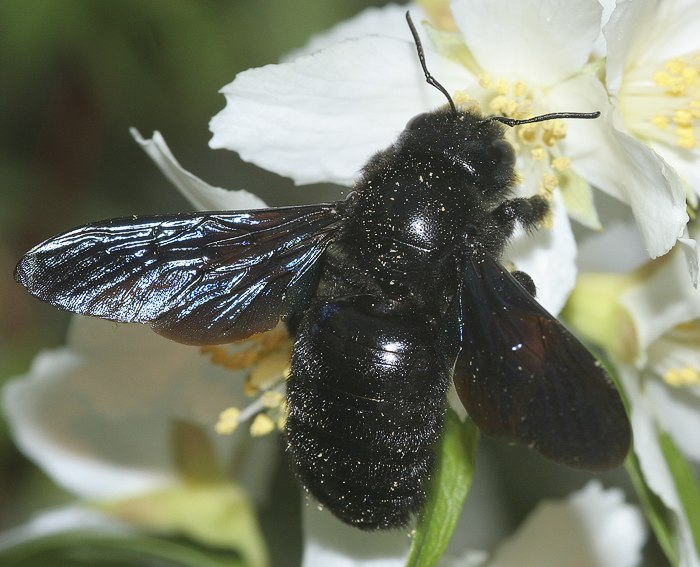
[492,195,549,233]
[510,270,536,297]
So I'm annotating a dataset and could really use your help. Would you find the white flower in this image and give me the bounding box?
[3,315,279,503]
[618,233,700,463]
[618,363,700,567]
[604,0,700,207]
[300,482,645,567]
[209,0,687,266]
[566,227,700,566]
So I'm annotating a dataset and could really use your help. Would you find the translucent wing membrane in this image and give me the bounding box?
[451,250,631,470]
[15,204,343,344]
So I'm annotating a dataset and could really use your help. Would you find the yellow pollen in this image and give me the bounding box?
[674,109,694,127]
[261,390,285,409]
[541,120,567,146]
[664,366,700,387]
[479,73,493,89]
[513,80,528,98]
[542,172,559,194]
[531,147,546,161]
[518,123,538,144]
[648,52,700,147]
[551,156,571,171]
[453,90,481,112]
[666,58,685,75]
[678,127,697,149]
[215,407,241,435]
[652,115,670,129]
[495,78,510,95]
[277,399,289,431]
[202,325,292,398]
[200,345,230,365]
[250,413,276,437]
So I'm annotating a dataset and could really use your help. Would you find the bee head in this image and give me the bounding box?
[399,108,517,195]
[402,11,600,198]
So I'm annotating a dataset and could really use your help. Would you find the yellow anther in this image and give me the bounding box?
[514,100,533,119]
[666,58,685,75]
[664,366,700,387]
[261,390,285,409]
[677,127,697,149]
[551,156,571,171]
[479,73,493,89]
[542,172,559,193]
[200,345,230,365]
[246,348,293,393]
[654,70,675,88]
[513,81,528,98]
[531,147,545,161]
[215,407,241,435]
[518,123,538,144]
[277,400,289,431]
[495,78,510,95]
[674,109,694,127]
[250,413,276,437]
[652,115,670,129]
[542,120,567,146]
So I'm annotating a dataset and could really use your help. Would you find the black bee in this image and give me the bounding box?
[14,13,630,530]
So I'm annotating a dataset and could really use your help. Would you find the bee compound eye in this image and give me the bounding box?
[406,112,430,130]
[489,139,516,168]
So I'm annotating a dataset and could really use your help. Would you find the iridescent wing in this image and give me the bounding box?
[448,250,631,470]
[15,204,343,345]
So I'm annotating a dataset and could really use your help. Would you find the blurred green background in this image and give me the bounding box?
[0,0,387,535]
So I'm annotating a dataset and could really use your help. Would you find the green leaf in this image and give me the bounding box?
[0,529,244,567]
[406,410,479,567]
[658,430,700,557]
[625,451,679,566]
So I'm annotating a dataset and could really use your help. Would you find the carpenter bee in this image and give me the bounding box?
[15,13,630,530]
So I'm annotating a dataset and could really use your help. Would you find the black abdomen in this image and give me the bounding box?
[285,298,449,529]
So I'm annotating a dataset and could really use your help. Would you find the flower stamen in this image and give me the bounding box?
[663,365,700,387]
[627,51,700,149]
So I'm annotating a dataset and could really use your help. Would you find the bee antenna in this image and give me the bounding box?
[406,11,457,115]
[490,111,601,127]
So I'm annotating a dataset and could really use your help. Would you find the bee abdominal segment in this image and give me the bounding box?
[285,298,450,529]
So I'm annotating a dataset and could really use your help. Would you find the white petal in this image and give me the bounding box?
[2,317,277,502]
[301,503,409,567]
[451,0,602,85]
[285,4,423,60]
[620,248,700,361]
[210,36,473,186]
[605,0,700,94]
[678,236,700,288]
[592,0,618,57]
[130,129,267,211]
[574,192,650,273]
[646,379,700,462]
[486,481,645,567]
[506,191,577,315]
[650,142,700,209]
[0,505,132,551]
[618,364,700,567]
[552,75,688,258]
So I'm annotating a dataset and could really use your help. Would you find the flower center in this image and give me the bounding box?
[201,325,292,437]
[622,52,700,149]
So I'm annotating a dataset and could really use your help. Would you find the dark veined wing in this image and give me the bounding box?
[15,204,343,345]
[448,249,631,470]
